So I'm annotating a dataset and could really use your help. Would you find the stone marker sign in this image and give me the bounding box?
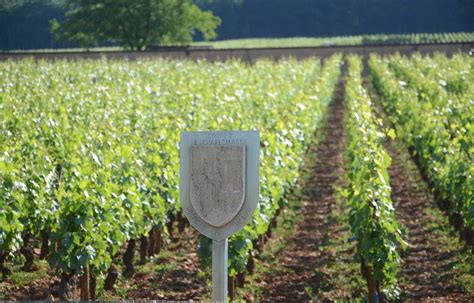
[190,146,246,227]
[180,131,260,240]
[180,131,259,302]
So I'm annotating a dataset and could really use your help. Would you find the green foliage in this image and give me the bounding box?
[345,55,406,294]
[0,160,24,253]
[50,0,221,50]
[368,53,473,231]
[0,55,341,280]
[0,0,26,12]
[193,32,474,49]
[194,55,342,275]
[195,0,473,41]
[0,0,65,12]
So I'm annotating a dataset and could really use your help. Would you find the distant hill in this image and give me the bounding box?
[1,0,473,51]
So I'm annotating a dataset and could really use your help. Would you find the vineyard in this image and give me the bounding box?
[370,53,473,239]
[196,32,474,49]
[0,51,473,301]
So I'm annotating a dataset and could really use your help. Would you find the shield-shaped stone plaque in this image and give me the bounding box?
[180,130,259,241]
[190,146,246,227]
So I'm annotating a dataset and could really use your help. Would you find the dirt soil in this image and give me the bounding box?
[124,229,208,300]
[258,80,355,301]
[0,226,208,301]
[384,138,473,302]
[1,274,59,301]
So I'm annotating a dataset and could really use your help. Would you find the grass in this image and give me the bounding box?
[195,32,474,49]
[195,36,364,49]
[0,258,51,300]
[4,46,122,53]
[2,32,473,53]
[8,259,50,286]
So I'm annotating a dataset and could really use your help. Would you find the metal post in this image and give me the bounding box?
[212,238,228,302]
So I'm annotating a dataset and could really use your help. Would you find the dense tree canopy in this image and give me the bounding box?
[0,0,27,12]
[50,0,221,50]
[197,0,474,39]
[0,1,70,50]
[0,0,473,50]
[0,0,63,12]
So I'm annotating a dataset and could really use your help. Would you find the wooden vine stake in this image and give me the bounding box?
[227,274,235,301]
[80,264,90,301]
[180,131,260,302]
[361,261,385,303]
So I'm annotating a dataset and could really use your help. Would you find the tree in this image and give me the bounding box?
[0,0,26,12]
[50,0,221,50]
[0,0,64,12]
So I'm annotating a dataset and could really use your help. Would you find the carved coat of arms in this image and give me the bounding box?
[190,146,246,227]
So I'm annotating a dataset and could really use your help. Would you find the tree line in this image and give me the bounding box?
[0,0,220,51]
[196,0,473,39]
[0,0,473,51]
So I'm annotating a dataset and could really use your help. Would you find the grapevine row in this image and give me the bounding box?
[345,55,406,301]
[368,54,473,244]
[358,32,474,45]
[211,54,343,283]
[0,55,342,299]
[387,53,472,133]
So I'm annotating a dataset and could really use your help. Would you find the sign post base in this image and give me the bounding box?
[212,238,228,302]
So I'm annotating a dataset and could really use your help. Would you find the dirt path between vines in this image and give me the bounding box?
[123,229,208,301]
[0,226,208,301]
[258,80,357,301]
[384,139,473,302]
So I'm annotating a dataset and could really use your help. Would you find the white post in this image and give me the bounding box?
[212,238,228,302]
